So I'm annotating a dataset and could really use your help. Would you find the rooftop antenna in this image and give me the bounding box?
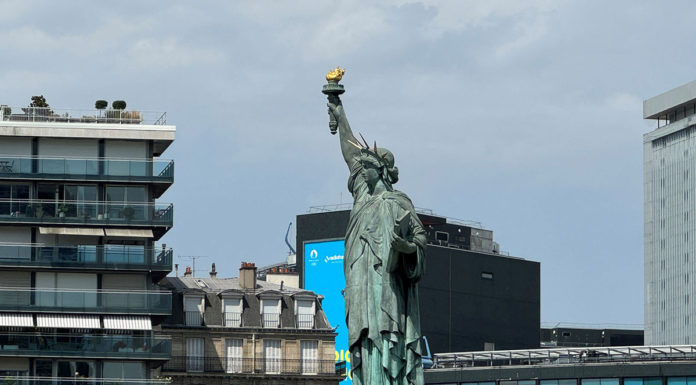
[284,222,296,255]
[178,256,209,277]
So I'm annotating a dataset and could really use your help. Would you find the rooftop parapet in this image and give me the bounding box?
[644,79,696,120]
[0,106,167,125]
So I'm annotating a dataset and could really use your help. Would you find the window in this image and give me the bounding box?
[223,297,242,327]
[483,342,495,351]
[296,299,315,329]
[582,379,619,385]
[186,338,204,372]
[184,295,204,326]
[35,272,97,308]
[226,339,243,373]
[263,339,281,374]
[103,362,145,379]
[0,183,29,217]
[57,360,95,378]
[261,297,281,328]
[624,377,662,385]
[106,185,147,220]
[301,340,318,374]
[481,272,494,280]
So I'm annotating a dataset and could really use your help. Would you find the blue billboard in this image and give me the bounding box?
[304,239,351,384]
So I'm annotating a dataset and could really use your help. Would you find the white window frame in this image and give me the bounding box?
[263,339,281,374]
[259,295,281,328]
[221,295,243,327]
[294,297,316,329]
[300,340,318,375]
[186,338,204,372]
[225,338,243,373]
[184,295,204,326]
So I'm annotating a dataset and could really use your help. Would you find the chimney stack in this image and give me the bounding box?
[184,266,192,277]
[239,262,257,289]
[210,263,217,279]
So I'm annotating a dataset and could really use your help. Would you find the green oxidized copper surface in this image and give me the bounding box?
[323,70,426,385]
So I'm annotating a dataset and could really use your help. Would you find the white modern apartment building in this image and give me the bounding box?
[644,80,696,344]
[0,103,174,384]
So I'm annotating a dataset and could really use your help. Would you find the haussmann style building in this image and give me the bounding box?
[643,80,696,345]
[158,262,345,385]
[0,103,175,383]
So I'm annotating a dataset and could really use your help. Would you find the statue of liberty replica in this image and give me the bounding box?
[323,68,427,385]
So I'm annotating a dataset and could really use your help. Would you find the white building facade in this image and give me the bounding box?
[644,80,696,344]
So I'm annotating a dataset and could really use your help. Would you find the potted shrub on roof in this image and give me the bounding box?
[95,100,108,119]
[106,100,126,123]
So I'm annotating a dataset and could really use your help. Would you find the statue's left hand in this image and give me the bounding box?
[392,235,417,254]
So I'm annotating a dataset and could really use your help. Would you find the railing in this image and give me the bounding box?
[162,356,341,376]
[296,313,314,329]
[224,312,242,327]
[0,333,171,359]
[0,287,171,315]
[185,311,203,327]
[432,345,696,369]
[0,244,172,271]
[0,156,174,182]
[0,106,168,125]
[0,199,173,226]
[262,313,280,328]
[0,377,171,385]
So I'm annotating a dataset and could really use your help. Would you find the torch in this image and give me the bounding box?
[322,67,346,135]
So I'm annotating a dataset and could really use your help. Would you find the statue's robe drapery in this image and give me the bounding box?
[344,159,426,385]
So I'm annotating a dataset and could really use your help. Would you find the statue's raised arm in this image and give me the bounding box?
[323,67,360,168]
[327,99,361,167]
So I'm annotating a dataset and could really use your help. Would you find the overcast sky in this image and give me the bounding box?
[2,0,695,326]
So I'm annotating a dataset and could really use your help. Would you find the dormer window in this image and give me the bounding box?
[222,296,242,327]
[184,295,204,326]
[296,299,315,329]
[260,296,281,328]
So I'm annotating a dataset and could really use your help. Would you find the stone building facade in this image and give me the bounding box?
[158,263,344,385]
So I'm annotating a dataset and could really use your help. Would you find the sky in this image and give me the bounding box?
[1,0,695,326]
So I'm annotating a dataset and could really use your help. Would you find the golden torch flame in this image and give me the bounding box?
[326,67,346,82]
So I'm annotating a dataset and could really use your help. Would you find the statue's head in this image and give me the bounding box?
[359,147,399,188]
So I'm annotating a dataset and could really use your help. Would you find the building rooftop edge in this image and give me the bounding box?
[644,79,696,119]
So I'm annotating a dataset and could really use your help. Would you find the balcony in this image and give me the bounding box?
[162,356,341,377]
[0,199,173,228]
[224,312,242,327]
[296,313,314,329]
[0,288,171,315]
[0,378,170,385]
[262,313,280,328]
[0,156,173,187]
[0,333,171,359]
[0,244,172,275]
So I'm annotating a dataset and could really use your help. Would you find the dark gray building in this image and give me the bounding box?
[426,345,696,385]
[296,208,540,354]
[540,324,643,348]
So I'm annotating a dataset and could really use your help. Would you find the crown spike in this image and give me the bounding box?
[359,133,370,149]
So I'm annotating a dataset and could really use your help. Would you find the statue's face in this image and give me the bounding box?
[362,161,382,188]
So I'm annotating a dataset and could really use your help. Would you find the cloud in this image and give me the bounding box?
[605,92,642,112]
[127,38,225,69]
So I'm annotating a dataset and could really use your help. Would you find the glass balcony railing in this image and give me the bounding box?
[0,156,173,182]
[0,288,171,315]
[0,378,171,385]
[0,199,173,227]
[0,244,172,272]
[0,333,171,359]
